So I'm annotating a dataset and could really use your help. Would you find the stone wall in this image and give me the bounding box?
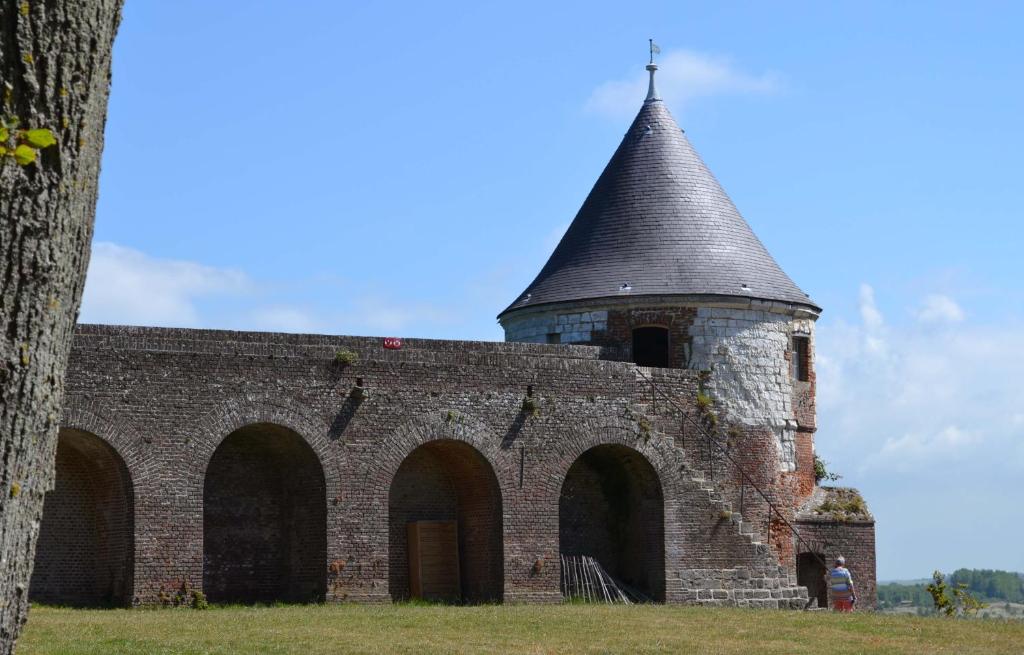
[35,324,829,607]
[501,297,819,475]
[501,296,829,576]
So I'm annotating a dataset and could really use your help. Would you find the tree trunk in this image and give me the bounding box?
[0,1,122,652]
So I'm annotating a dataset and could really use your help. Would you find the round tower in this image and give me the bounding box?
[499,60,820,482]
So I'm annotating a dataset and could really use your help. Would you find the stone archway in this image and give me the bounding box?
[559,444,665,602]
[388,439,503,603]
[203,423,326,603]
[31,428,134,607]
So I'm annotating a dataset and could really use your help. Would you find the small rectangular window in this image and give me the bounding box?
[792,336,810,382]
[546,332,561,344]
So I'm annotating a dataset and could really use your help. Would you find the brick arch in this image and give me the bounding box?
[542,414,683,500]
[192,397,339,493]
[196,399,331,604]
[61,403,148,481]
[33,414,136,607]
[368,410,510,499]
[374,411,508,604]
[546,415,678,603]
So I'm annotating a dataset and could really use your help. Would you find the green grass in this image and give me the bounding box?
[18,604,1024,655]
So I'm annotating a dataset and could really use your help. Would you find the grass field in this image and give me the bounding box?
[18,604,1024,655]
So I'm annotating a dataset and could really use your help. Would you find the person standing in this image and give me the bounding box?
[828,556,857,612]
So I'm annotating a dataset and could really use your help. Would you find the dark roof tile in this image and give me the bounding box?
[500,95,817,317]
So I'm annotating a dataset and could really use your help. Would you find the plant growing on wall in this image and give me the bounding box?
[158,580,209,610]
[813,454,842,484]
[334,348,359,366]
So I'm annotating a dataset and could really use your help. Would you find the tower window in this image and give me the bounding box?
[792,336,810,382]
[632,327,669,368]
[546,333,561,344]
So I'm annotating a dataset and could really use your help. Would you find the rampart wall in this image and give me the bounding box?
[38,324,871,607]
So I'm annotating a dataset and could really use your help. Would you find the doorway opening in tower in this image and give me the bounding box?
[559,444,665,602]
[31,428,134,607]
[388,439,504,604]
[632,326,670,368]
[203,423,327,604]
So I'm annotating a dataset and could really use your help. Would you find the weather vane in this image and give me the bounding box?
[649,38,660,65]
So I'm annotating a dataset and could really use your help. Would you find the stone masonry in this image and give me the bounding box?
[35,324,822,608]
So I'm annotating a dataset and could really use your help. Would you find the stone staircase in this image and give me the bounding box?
[631,392,811,609]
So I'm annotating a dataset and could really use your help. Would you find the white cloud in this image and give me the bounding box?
[916,294,965,324]
[880,425,978,459]
[817,286,1024,578]
[79,243,461,338]
[858,283,884,330]
[585,49,781,117]
[816,285,1024,474]
[80,242,250,327]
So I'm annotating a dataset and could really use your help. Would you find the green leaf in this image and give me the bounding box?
[14,144,36,165]
[0,146,7,157]
[23,128,55,148]
[0,127,7,141]
[3,116,19,129]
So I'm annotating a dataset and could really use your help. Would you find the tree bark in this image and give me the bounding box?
[0,1,122,652]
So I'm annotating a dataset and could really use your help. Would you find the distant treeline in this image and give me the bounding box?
[878,569,1024,609]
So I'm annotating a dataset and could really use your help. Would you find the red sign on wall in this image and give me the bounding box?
[383,337,402,350]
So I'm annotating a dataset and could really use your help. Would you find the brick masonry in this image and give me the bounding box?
[35,320,873,608]
[794,519,877,609]
[501,295,876,609]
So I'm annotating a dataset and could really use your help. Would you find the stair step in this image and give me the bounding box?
[629,400,783,574]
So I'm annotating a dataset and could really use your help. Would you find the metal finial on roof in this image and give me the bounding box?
[498,55,819,319]
[646,39,661,102]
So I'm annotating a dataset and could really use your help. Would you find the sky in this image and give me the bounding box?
[80,1,1024,582]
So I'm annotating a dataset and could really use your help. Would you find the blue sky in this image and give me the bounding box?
[81,1,1024,581]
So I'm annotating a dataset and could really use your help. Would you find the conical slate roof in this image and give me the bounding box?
[500,68,817,318]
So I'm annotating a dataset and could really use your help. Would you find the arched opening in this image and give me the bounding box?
[797,552,829,609]
[388,440,503,603]
[632,326,669,368]
[203,423,326,604]
[31,428,134,607]
[559,444,665,602]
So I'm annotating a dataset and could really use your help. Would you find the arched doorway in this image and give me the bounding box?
[31,428,134,607]
[388,440,503,603]
[559,444,665,602]
[632,326,669,368]
[203,423,326,603]
[797,552,829,609]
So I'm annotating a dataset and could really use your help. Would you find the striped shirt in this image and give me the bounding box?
[829,567,854,600]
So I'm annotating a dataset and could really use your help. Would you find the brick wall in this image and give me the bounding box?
[35,323,868,607]
[31,429,133,606]
[202,423,326,603]
[388,440,503,603]
[795,520,877,609]
[559,444,665,601]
